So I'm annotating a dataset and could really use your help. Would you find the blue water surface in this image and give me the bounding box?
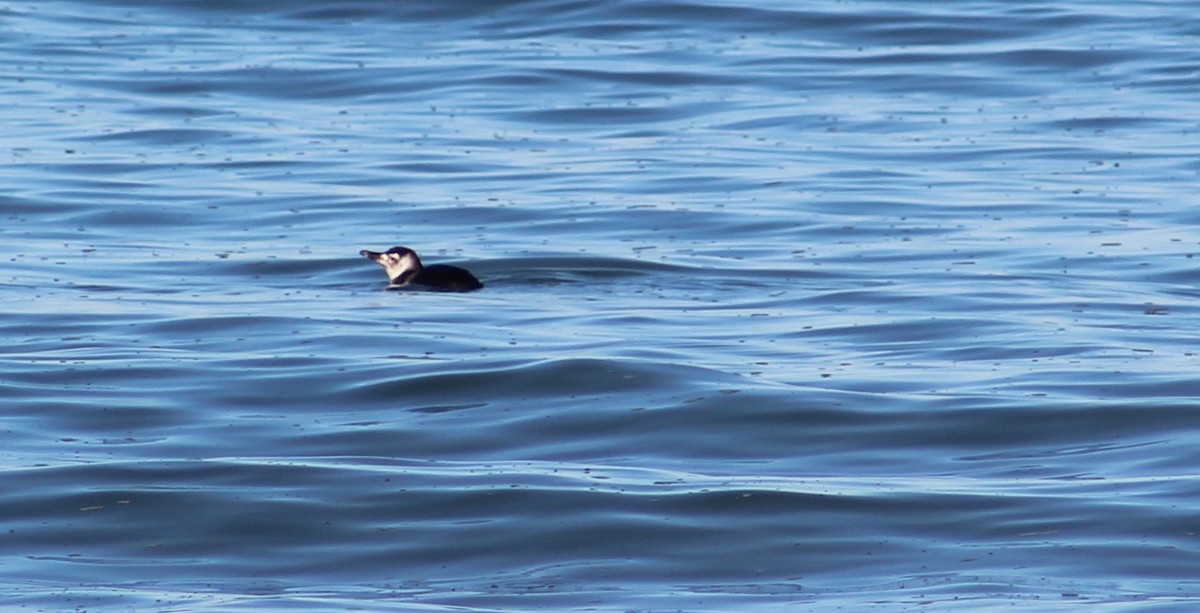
[3,0,1200,610]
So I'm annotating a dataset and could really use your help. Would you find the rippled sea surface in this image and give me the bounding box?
[4,1,1200,610]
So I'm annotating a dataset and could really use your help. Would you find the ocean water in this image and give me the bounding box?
[3,0,1200,610]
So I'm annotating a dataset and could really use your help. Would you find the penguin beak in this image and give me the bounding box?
[360,249,381,261]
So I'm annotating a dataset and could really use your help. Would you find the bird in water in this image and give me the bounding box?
[360,246,483,292]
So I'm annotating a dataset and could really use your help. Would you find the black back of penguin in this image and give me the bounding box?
[413,263,483,291]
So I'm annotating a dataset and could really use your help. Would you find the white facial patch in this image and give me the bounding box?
[379,252,420,284]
